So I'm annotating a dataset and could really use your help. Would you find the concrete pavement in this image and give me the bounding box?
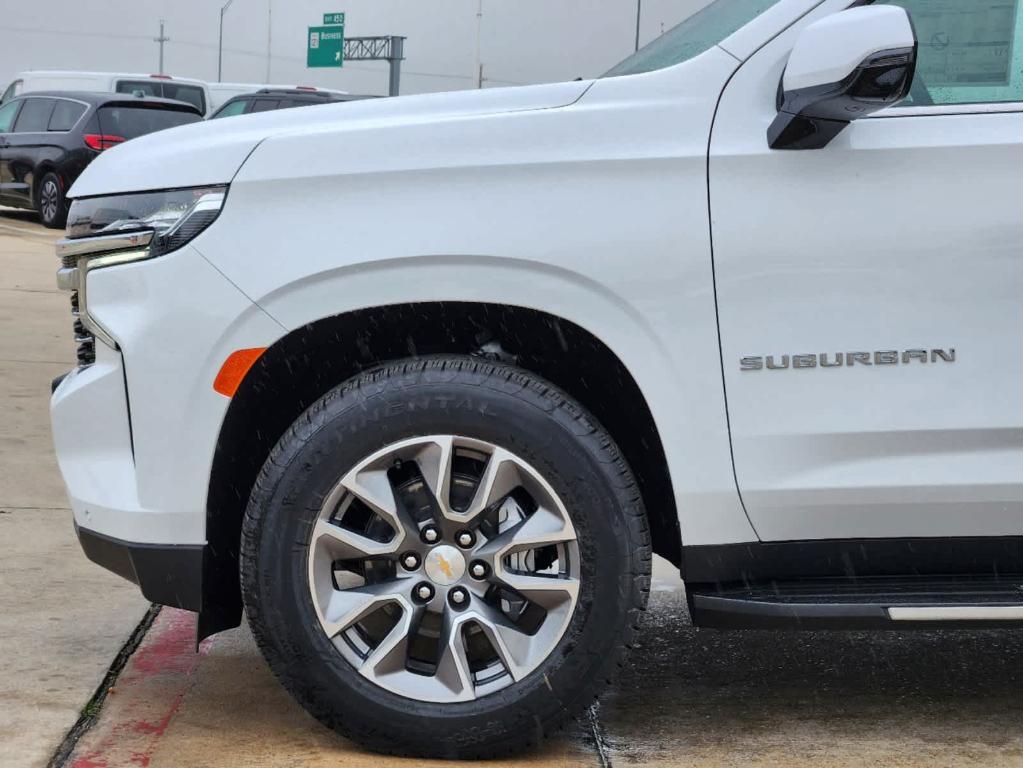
[0,210,150,768]
[4,207,1023,767]
[65,560,1023,768]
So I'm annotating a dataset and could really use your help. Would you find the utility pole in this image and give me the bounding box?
[154,20,170,74]
[388,36,404,97]
[473,0,483,89]
[265,0,273,81]
[634,0,642,51]
[218,0,235,82]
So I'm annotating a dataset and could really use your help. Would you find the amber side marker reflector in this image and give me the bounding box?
[214,347,267,397]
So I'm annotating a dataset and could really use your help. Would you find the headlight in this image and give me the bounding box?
[63,185,227,258]
[55,186,226,355]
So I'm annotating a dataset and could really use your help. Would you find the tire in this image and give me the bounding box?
[37,172,68,229]
[241,356,651,758]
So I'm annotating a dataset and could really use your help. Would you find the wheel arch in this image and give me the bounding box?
[201,301,681,639]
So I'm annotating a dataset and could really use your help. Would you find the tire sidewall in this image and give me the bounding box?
[244,362,645,753]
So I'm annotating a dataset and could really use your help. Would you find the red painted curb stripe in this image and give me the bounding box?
[69,609,215,768]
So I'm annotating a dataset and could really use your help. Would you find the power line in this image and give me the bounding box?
[0,24,150,42]
[0,23,528,87]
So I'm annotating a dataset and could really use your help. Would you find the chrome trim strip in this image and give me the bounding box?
[56,230,153,259]
[888,606,1023,621]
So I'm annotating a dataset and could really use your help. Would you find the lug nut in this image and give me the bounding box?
[469,561,488,580]
[401,552,420,571]
[421,526,440,544]
[449,587,468,607]
[414,583,434,602]
[456,530,475,549]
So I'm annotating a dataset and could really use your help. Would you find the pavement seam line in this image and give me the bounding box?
[587,702,612,768]
[45,603,162,768]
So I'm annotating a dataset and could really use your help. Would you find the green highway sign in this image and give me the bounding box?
[307,25,344,68]
[323,12,345,25]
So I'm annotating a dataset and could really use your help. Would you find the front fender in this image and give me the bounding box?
[197,248,755,547]
[195,52,755,546]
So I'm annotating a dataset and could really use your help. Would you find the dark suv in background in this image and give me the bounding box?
[210,87,374,119]
[0,92,201,227]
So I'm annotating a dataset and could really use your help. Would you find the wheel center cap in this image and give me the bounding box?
[423,545,465,586]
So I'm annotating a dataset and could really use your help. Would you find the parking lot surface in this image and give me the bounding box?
[0,210,149,768]
[3,209,1022,767]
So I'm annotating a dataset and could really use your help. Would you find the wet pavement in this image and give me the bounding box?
[64,559,1023,768]
[601,588,1023,767]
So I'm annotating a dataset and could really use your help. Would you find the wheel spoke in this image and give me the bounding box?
[474,603,535,681]
[316,463,413,553]
[321,580,410,639]
[361,603,421,683]
[433,610,475,698]
[494,571,579,610]
[338,465,403,525]
[313,518,400,560]
[412,436,455,520]
[458,448,522,523]
[475,504,575,560]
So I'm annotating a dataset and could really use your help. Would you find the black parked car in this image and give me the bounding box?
[209,88,374,119]
[0,92,201,228]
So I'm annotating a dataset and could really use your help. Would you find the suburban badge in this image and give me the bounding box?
[740,349,956,371]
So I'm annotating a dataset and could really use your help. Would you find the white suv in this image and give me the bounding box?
[50,0,1023,758]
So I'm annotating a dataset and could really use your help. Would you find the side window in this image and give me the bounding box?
[250,99,280,113]
[48,100,87,131]
[162,84,206,114]
[879,0,1023,106]
[0,100,20,133]
[211,99,249,119]
[13,98,56,132]
[116,81,160,98]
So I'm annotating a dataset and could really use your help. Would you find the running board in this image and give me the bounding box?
[688,577,1023,629]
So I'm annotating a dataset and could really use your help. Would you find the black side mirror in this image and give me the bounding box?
[768,6,917,151]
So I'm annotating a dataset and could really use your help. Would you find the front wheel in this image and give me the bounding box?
[37,172,68,229]
[240,357,651,758]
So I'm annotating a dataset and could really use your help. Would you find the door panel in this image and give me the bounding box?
[0,100,22,204]
[709,6,1023,540]
[7,97,57,206]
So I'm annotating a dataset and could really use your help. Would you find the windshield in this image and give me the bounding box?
[604,0,783,77]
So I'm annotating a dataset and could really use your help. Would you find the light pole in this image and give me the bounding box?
[473,0,483,89]
[218,0,235,83]
[154,19,170,74]
[634,0,642,51]
[265,0,273,81]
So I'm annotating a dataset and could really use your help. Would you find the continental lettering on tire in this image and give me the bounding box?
[740,348,956,371]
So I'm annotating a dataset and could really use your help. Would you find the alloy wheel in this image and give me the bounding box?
[40,179,59,223]
[307,435,580,703]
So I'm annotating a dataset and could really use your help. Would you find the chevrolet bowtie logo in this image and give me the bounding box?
[435,553,454,581]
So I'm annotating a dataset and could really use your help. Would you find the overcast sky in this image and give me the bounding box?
[1,0,708,96]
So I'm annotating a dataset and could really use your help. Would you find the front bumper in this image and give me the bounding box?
[50,234,283,604]
[76,525,204,610]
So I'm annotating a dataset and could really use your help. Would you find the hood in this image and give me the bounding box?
[69,80,593,199]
